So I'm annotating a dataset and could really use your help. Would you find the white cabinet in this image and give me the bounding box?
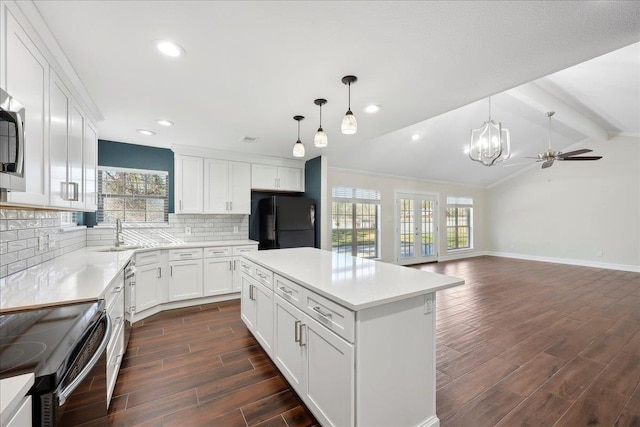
[240,272,273,356]
[273,294,355,427]
[204,159,250,214]
[251,164,304,192]
[168,248,203,301]
[83,121,98,211]
[175,155,204,213]
[203,256,234,296]
[4,10,49,206]
[134,261,162,313]
[68,103,85,210]
[105,270,125,404]
[232,245,257,291]
[4,395,31,427]
[49,71,72,208]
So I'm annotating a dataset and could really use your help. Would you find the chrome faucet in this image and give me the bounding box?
[115,218,124,247]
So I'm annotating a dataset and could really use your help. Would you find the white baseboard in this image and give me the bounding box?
[486,251,640,273]
[417,415,440,427]
[131,293,240,323]
[438,251,487,262]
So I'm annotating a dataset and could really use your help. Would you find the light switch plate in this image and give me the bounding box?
[185,227,192,235]
[233,226,239,234]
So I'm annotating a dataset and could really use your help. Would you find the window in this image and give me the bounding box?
[98,167,169,223]
[331,187,380,259]
[60,212,79,227]
[446,196,473,250]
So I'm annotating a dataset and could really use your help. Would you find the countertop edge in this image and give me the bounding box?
[0,373,34,423]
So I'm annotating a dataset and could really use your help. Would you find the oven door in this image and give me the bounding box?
[0,88,26,192]
[47,311,111,427]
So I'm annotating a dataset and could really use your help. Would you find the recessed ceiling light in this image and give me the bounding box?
[156,119,174,126]
[364,104,381,113]
[137,129,156,136]
[155,40,185,57]
[412,134,420,141]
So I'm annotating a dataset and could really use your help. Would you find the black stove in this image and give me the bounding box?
[0,301,109,426]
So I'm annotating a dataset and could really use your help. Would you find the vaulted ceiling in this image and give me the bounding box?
[32,1,640,187]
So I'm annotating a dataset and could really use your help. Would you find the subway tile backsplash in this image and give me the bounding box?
[85,214,249,246]
[0,209,87,278]
[0,210,249,279]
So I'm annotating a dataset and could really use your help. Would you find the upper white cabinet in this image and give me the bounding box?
[175,155,204,213]
[251,164,304,192]
[4,10,49,206]
[68,103,85,210]
[49,71,72,208]
[84,121,98,211]
[203,159,250,214]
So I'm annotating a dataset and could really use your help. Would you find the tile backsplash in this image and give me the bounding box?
[86,214,249,246]
[0,209,87,278]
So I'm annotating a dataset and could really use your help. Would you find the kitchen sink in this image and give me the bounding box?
[94,245,142,252]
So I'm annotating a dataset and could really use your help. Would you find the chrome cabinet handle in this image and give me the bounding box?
[294,320,301,343]
[170,266,173,276]
[233,260,237,270]
[115,316,123,325]
[69,182,79,201]
[249,284,255,300]
[157,267,161,278]
[229,260,232,270]
[112,286,122,293]
[279,286,293,295]
[313,306,332,319]
[179,200,183,211]
[229,201,232,211]
[180,253,192,257]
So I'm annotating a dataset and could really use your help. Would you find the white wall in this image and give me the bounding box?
[326,169,488,263]
[486,134,640,271]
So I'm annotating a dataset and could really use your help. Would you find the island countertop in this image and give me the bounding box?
[243,247,464,311]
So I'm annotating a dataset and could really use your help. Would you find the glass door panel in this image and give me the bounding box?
[397,194,438,265]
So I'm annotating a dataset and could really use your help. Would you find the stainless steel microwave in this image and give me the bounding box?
[0,88,26,194]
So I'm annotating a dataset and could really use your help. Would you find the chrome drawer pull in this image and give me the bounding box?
[112,286,122,293]
[279,287,293,295]
[294,320,301,343]
[313,306,332,319]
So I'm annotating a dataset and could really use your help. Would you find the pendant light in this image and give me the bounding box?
[341,75,358,134]
[313,99,328,148]
[292,115,305,158]
[469,97,511,166]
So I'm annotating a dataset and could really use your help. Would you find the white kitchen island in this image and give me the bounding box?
[240,247,464,427]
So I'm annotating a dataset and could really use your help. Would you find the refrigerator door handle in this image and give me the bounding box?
[310,205,315,227]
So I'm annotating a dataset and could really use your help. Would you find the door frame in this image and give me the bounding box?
[395,191,440,265]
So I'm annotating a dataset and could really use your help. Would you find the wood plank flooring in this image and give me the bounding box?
[107,256,639,426]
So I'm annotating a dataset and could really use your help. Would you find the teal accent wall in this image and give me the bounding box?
[304,156,322,248]
[84,139,174,227]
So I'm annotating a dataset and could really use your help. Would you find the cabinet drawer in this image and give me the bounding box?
[106,325,124,403]
[107,289,125,342]
[233,245,257,256]
[302,289,355,343]
[204,247,232,258]
[254,265,274,290]
[105,276,124,313]
[238,258,255,276]
[274,274,303,309]
[169,248,203,260]
[135,250,161,266]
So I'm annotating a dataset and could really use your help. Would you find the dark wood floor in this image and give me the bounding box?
[107,256,640,426]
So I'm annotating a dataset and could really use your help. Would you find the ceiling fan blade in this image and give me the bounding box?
[541,159,554,169]
[559,156,603,161]
[558,149,592,158]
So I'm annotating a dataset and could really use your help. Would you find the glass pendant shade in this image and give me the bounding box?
[341,110,358,134]
[469,98,511,166]
[292,140,305,157]
[314,128,328,147]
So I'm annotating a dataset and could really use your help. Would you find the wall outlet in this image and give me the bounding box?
[233,226,239,234]
[424,294,433,314]
[596,250,603,257]
[185,227,192,235]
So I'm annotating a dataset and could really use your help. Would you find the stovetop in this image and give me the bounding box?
[0,301,104,386]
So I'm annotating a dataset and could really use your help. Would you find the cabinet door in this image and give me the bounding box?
[274,295,304,389]
[303,314,355,427]
[84,121,98,211]
[228,161,251,214]
[203,158,228,213]
[251,164,278,190]
[278,167,303,192]
[68,104,84,209]
[254,282,273,357]
[5,12,49,206]
[168,259,203,301]
[203,257,233,296]
[49,71,70,208]
[5,395,31,427]
[175,155,203,213]
[135,263,161,312]
[240,273,256,331]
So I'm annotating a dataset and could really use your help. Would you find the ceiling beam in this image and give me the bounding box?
[506,83,609,141]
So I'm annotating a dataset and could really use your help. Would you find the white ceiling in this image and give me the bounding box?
[33,1,640,187]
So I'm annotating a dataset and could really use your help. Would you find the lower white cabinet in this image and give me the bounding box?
[203,257,234,296]
[273,295,355,426]
[240,273,273,356]
[105,270,126,404]
[4,395,31,427]
[169,258,203,301]
[134,262,162,312]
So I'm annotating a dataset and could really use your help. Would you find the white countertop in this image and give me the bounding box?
[0,240,257,313]
[0,373,34,424]
[244,248,464,311]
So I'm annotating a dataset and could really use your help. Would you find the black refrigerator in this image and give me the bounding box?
[258,196,315,249]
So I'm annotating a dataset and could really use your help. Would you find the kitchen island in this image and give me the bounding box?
[240,247,464,427]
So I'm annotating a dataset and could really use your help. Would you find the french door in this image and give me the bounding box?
[397,194,438,265]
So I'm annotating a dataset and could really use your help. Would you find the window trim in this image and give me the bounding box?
[446,204,473,251]
[331,187,381,259]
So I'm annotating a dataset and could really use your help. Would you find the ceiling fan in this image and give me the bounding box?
[509,111,603,169]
